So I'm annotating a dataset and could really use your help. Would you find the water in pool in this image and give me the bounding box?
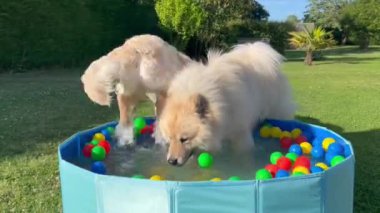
[71,135,286,181]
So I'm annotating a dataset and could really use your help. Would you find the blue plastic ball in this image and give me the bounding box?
[275,169,290,178]
[344,144,352,157]
[311,166,324,174]
[325,152,337,165]
[101,129,111,140]
[91,161,106,174]
[145,118,155,126]
[312,139,323,147]
[289,144,302,156]
[311,146,325,159]
[328,142,344,156]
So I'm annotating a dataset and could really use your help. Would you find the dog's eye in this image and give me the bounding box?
[180,137,188,144]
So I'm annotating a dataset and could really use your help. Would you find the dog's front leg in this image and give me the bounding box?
[151,92,167,145]
[115,94,136,146]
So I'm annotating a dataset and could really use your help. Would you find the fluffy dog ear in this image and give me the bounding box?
[195,94,209,119]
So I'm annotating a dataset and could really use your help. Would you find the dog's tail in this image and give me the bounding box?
[231,41,284,77]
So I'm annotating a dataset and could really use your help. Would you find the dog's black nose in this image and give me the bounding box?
[168,159,178,165]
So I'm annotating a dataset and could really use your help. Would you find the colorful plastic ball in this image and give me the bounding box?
[294,156,311,169]
[270,127,282,138]
[91,161,106,174]
[300,142,313,155]
[101,129,111,140]
[270,151,283,165]
[325,152,337,165]
[210,177,222,182]
[322,138,335,151]
[265,164,279,177]
[255,169,272,180]
[132,174,145,179]
[93,133,105,142]
[280,137,293,149]
[289,144,303,156]
[280,131,292,139]
[98,140,111,154]
[150,175,164,181]
[228,176,241,181]
[294,135,308,144]
[292,172,305,177]
[344,144,352,158]
[291,128,302,139]
[91,146,106,161]
[312,139,323,147]
[106,126,115,135]
[276,157,292,171]
[82,144,94,158]
[311,146,325,159]
[285,152,298,163]
[331,155,345,167]
[311,166,324,174]
[293,166,310,175]
[259,126,271,138]
[327,142,344,156]
[90,139,100,146]
[134,117,146,132]
[198,152,214,168]
[315,162,329,171]
[275,170,290,178]
[141,126,154,135]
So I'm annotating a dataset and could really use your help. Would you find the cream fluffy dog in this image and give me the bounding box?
[158,42,296,166]
[81,35,191,146]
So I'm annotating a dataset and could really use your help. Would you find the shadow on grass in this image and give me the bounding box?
[296,115,380,213]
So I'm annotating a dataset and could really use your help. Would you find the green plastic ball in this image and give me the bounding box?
[255,169,272,180]
[270,152,283,164]
[91,146,106,161]
[285,152,298,163]
[106,127,115,135]
[90,139,100,146]
[228,176,241,181]
[131,174,145,179]
[198,152,214,168]
[134,117,146,132]
[292,172,305,177]
[331,155,345,166]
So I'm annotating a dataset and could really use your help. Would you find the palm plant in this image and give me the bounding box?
[289,26,335,65]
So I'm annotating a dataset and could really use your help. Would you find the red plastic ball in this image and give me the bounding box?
[294,156,311,169]
[141,126,154,135]
[98,140,111,154]
[294,135,308,144]
[265,164,280,177]
[82,144,94,158]
[276,157,292,171]
[280,137,293,149]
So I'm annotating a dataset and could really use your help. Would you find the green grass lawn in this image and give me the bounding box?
[0,46,379,212]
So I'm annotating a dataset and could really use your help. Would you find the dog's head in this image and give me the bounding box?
[158,94,214,166]
[81,56,120,106]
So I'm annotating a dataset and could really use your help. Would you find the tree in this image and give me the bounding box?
[341,0,380,49]
[155,0,207,50]
[289,27,336,65]
[286,15,300,26]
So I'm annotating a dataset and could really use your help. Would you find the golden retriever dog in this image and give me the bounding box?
[81,35,191,146]
[158,42,296,166]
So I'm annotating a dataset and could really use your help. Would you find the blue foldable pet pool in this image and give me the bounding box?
[58,119,354,213]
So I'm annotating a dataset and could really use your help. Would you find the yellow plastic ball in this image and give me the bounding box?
[270,127,282,138]
[291,128,302,139]
[322,138,336,151]
[260,126,271,138]
[210,177,222,182]
[150,175,164,181]
[280,131,292,139]
[93,133,105,142]
[300,142,313,154]
[293,166,310,175]
[315,162,329,171]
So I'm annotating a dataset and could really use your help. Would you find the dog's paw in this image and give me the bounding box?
[115,124,134,147]
[152,126,166,145]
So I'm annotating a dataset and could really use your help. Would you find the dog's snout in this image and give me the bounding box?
[168,158,178,165]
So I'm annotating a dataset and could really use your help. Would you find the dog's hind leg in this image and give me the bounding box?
[116,94,137,146]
